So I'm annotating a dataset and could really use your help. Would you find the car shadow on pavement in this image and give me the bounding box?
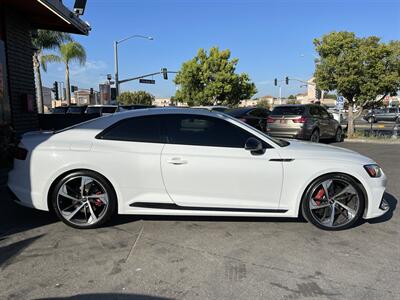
[36,294,171,300]
[0,234,44,268]
[0,188,57,238]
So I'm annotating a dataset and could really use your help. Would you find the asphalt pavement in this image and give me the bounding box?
[0,142,399,300]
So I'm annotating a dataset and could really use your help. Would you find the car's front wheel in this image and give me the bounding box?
[51,170,117,229]
[301,174,365,230]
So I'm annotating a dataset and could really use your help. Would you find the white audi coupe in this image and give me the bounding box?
[8,108,389,230]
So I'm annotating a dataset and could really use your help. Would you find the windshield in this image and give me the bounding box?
[272,106,305,116]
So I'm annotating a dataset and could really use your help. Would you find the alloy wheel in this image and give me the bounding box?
[308,178,360,229]
[56,175,109,226]
[310,130,320,143]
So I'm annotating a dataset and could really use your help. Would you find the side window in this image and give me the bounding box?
[309,106,319,117]
[388,108,396,113]
[165,114,260,148]
[318,107,330,119]
[98,115,163,143]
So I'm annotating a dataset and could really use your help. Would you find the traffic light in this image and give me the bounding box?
[111,88,116,100]
[90,88,94,95]
[162,68,168,80]
[71,85,78,92]
[274,78,277,86]
[52,81,59,100]
[315,88,322,100]
[285,77,289,85]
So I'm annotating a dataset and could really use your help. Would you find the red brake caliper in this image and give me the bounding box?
[94,191,103,207]
[314,188,325,206]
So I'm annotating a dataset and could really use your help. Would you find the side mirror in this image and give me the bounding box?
[245,137,265,155]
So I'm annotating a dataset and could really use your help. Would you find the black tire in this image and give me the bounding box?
[310,129,320,143]
[334,127,343,142]
[301,173,365,231]
[51,170,117,229]
[396,117,400,124]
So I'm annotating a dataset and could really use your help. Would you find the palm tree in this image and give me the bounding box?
[32,30,72,113]
[42,41,86,105]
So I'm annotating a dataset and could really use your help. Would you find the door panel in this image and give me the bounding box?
[161,144,283,209]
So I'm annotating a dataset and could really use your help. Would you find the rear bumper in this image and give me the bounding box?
[267,127,309,140]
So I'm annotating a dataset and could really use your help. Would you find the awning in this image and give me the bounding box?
[1,0,91,35]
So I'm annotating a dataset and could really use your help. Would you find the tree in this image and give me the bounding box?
[174,47,257,106]
[314,31,400,136]
[42,41,86,105]
[32,30,72,112]
[288,94,296,99]
[117,91,155,105]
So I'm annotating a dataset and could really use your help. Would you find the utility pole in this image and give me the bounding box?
[114,41,119,97]
[113,35,153,97]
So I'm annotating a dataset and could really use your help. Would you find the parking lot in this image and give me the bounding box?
[0,142,398,300]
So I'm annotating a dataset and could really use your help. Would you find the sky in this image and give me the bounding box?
[42,0,400,98]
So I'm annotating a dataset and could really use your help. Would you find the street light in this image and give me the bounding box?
[114,35,154,97]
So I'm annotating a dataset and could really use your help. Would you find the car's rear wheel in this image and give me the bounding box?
[301,174,365,230]
[396,117,400,124]
[51,170,117,229]
[310,129,320,143]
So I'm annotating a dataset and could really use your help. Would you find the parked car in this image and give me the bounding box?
[267,104,342,143]
[192,105,229,112]
[66,105,88,115]
[85,105,118,115]
[363,107,400,123]
[51,106,69,114]
[117,104,155,112]
[225,107,270,132]
[8,108,388,231]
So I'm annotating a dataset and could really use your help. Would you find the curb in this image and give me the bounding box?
[344,138,400,144]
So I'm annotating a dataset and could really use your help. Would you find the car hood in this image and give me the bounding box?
[277,139,375,164]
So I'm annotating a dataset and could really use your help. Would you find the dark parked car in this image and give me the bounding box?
[51,106,69,114]
[363,107,400,123]
[66,105,88,114]
[85,105,118,115]
[117,104,155,111]
[267,104,342,143]
[225,107,270,132]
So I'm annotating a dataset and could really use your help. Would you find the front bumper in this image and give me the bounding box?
[363,174,389,219]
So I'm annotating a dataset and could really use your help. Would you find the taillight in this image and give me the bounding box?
[292,116,308,123]
[14,147,28,160]
[267,117,276,123]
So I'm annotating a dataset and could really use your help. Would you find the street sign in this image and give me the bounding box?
[336,96,344,109]
[139,79,155,84]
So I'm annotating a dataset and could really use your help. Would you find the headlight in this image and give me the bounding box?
[364,164,382,178]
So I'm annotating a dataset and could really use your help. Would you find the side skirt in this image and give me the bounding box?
[130,202,288,213]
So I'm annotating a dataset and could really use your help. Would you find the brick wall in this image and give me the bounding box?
[4,7,38,134]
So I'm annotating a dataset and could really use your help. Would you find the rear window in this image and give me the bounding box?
[102,107,117,114]
[271,106,305,116]
[67,107,83,114]
[86,107,101,114]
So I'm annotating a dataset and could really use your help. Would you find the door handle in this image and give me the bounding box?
[167,158,188,165]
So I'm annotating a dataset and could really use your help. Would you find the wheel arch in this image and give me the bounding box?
[297,171,369,218]
[47,168,119,214]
